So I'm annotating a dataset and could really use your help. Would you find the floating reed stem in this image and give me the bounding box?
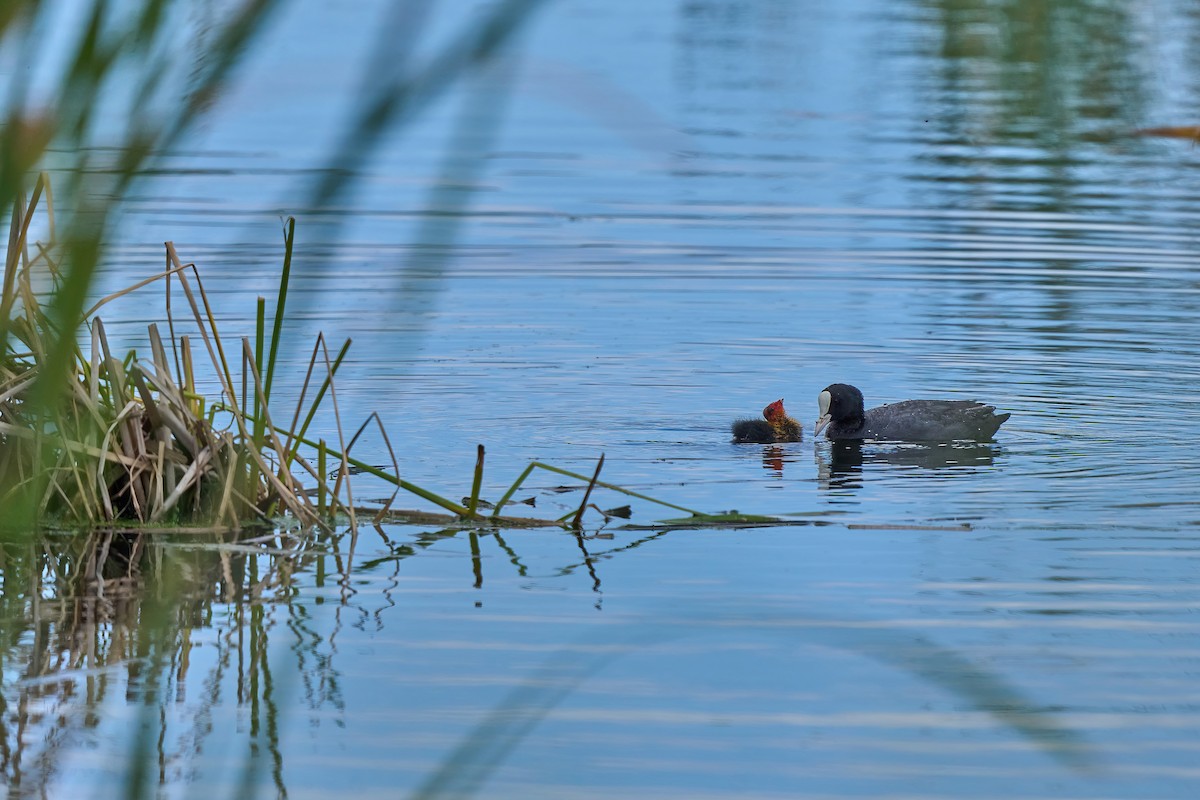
[494,461,701,518]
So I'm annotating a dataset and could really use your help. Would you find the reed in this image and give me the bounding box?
[2,182,706,532]
[0,180,335,528]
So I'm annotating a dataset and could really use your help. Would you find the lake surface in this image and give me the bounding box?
[6,0,1200,796]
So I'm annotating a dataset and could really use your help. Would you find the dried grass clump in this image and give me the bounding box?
[2,178,708,533]
[1,178,346,528]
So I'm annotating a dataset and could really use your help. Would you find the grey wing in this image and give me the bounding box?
[867,400,1009,441]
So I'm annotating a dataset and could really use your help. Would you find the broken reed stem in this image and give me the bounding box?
[372,413,403,515]
[80,259,192,321]
[569,453,604,529]
[343,411,404,520]
[466,444,484,517]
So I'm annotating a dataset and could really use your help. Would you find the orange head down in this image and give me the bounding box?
[763,399,786,423]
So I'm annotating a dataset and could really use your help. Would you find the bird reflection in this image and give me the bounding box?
[762,445,785,473]
[817,440,1002,491]
[754,444,809,475]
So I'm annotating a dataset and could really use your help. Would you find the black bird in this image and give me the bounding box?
[815,383,1009,441]
[732,399,803,443]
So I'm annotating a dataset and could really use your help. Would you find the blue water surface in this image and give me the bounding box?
[5,0,1200,797]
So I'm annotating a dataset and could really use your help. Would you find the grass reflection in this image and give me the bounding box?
[0,522,1101,796]
[0,527,335,795]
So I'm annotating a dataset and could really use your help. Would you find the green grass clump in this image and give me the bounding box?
[1,181,341,528]
[2,182,706,533]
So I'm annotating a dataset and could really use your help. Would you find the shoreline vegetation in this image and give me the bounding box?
[2,180,728,534]
[0,0,589,537]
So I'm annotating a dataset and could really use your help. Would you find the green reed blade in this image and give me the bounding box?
[263,216,294,409]
[491,462,536,518]
[254,295,265,430]
[255,420,468,518]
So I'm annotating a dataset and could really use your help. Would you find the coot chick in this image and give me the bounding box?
[732,399,803,443]
[815,383,1009,441]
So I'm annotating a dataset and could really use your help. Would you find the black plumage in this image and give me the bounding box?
[732,398,803,443]
[815,383,1009,442]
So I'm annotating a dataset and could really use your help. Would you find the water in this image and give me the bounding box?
[6,0,1200,796]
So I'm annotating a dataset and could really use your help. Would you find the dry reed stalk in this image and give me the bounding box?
[311,335,355,530]
[343,411,402,523]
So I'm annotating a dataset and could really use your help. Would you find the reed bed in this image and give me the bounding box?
[1,179,710,532]
[1,179,335,528]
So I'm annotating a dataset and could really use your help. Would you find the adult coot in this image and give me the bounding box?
[815,383,1009,441]
[732,399,803,443]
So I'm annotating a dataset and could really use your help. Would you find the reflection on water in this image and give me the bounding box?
[4,518,1197,797]
[817,440,1002,491]
[7,0,1200,796]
